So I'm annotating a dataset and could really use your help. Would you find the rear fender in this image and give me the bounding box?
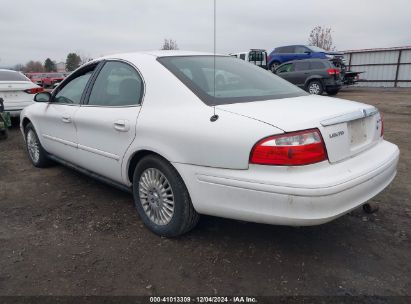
[304,76,325,88]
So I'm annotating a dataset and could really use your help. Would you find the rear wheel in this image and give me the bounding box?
[24,123,51,167]
[132,155,199,237]
[307,80,323,95]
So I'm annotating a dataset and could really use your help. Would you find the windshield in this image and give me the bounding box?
[0,70,29,81]
[158,56,307,105]
[49,73,64,78]
[308,46,327,53]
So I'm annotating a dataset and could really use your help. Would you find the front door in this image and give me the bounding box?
[275,63,295,84]
[37,66,96,163]
[74,60,144,183]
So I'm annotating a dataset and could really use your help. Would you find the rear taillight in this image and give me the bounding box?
[24,87,44,94]
[250,129,328,166]
[327,68,340,75]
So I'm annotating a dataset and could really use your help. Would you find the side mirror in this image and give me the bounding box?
[34,92,52,102]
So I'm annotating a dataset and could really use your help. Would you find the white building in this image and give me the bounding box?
[344,46,411,88]
[56,61,66,73]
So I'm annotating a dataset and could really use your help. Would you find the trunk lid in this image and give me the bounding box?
[217,95,382,163]
[0,81,37,104]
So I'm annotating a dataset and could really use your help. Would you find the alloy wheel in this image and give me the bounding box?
[309,83,321,94]
[26,130,40,163]
[138,168,175,225]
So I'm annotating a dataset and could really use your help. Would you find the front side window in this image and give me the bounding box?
[295,46,310,53]
[276,63,294,73]
[88,61,143,106]
[158,56,306,105]
[54,70,94,104]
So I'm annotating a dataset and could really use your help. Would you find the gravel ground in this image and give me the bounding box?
[0,87,410,297]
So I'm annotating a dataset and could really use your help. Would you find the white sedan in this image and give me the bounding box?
[20,51,399,237]
[0,69,43,117]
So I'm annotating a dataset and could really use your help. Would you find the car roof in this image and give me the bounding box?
[283,58,331,64]
[0,69,20,72]
[107,50,219,58]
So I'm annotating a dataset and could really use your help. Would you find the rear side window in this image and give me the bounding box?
[0,70,29,81]
[158,56,306,105]
[282,46,295,53]
[294,61,310,71]
[88,61,143,106]
[239,54,246,60]
[310,61,326,69]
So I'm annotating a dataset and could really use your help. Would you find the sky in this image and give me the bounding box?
[0,0,410,66]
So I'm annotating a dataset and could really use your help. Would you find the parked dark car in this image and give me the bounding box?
[268,45,345,72]
[274,59,342,95]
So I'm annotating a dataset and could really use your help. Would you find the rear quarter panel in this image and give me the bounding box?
[120,54,283,184]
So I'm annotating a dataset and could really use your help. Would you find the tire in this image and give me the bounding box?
[326,89,339,96]
[0,129,7,140]
[132,155,199,237]
[24,122,51,168]
[307,80,324,95]
[270,61,280,73]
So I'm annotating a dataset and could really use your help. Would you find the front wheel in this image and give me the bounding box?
[270,61,280,73]
[132,155,199,237]
[307,80,324,95]
[24,123,52,167]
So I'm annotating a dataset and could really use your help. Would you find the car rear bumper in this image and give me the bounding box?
[5,101,34,117]
[174,140,399,226]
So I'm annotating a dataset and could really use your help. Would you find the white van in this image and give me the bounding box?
[229,49,268,69]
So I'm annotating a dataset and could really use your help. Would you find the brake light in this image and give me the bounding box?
[327,68,340,75]
[24,87,44,94]
[250,129,328,166]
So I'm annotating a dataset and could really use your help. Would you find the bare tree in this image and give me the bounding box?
[13,64,25,71]
[24,61,44,72]
[161,39,179,50]
[308,26,336,51]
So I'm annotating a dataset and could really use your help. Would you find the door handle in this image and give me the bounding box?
[113,120,129,132]
[61,115,71,123]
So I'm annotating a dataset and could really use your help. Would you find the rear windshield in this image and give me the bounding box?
[0,70,29,81]
[158,56,306,105]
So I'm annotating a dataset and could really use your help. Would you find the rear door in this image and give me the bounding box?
[73,60,144,183]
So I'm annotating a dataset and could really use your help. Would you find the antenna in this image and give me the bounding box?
[210,0,219,122]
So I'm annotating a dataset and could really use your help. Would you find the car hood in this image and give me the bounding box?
[216,95,374,132]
